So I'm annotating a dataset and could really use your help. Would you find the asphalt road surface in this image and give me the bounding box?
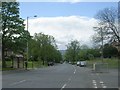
[2,63,118,89]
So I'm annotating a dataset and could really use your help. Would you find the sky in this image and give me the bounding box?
[19,2,118,50]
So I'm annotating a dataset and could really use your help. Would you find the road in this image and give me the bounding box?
[2,63,118,89]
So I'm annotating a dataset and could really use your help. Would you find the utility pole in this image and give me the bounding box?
[26,16,29,70]
[26,15,37,70]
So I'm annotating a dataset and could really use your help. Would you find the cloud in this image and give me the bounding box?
[24,16,97,50]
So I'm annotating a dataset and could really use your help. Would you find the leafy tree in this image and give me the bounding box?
[65,40,80,63]
[78,44,89,60]
[78,49,88,60]
[55,50,63,63]
[1,2,30,68]
[29,33,62,65]
[78,47,101,60]
[103,44,118,58]
[87,49,101,58]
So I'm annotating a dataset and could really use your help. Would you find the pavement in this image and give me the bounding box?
[2,63,119,89]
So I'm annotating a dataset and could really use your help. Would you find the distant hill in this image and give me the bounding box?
[59,50,66,56]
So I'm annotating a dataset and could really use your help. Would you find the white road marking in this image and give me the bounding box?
[10,80,26,86]
[92,80,107,88]
[96,73,107,88]
[61,84,67,90]
[100,81,104,84]
[92,80,96,83]
[61,65,76,90]
[103,86,107,88]
[101,83,107,88]
[74,68,76,74]
[92,80,98,88]
[94,86,98,88]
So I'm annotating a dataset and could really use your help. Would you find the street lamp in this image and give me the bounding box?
[100,27,104,62]
[26,15,37,70]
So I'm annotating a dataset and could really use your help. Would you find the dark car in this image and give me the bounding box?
[48,62,54,66]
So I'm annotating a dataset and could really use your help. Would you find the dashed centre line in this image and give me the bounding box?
[61,65,76,90]
[73,66,76,74]
[62,84,67,89]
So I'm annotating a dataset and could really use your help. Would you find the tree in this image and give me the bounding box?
[1,2,29,68]
[93,7,120,58]
[95,7,119,43]
[78,45,101,60]
[103,44,118,58]
[93,7,120,46]
[87,49,101,58]
[65,40,80,63]
[78,44,89,60]
[29,33,61,65]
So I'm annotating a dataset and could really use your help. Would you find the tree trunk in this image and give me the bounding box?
[11,56,14,68]
[43,59,44,65]
[2,41,6,68]
[118,49,120,59]
[18,57,19,68]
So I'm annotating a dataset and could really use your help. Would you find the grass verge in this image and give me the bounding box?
[87,58,118,69]
[1,60,48,71]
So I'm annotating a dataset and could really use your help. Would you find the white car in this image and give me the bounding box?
[77,61,86,67]
[76,61,81,66]
[80,61,86,67]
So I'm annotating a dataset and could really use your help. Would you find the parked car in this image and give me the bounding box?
[76,61,81,66]
[48,62,54,66]
[76,61,86,67]
[80,61,86,67]
[69,61,72,64]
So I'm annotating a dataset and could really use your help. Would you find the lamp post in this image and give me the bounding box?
[26,15,37,70]
[100,27,104,62]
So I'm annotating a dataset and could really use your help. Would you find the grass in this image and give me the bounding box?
[1,60,48,71]
[27,61,47,68]
[2,68,16,71]
[87,58,118,69]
